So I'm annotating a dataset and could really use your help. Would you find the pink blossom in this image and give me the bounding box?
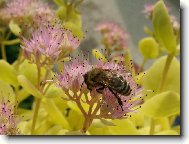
[96,22,128,50]
[0,99,19,135]
[57,59,144,119]
[94,61,144,119]
[56,59,92,92]
[21,23,80,66]
[0,0,54,24]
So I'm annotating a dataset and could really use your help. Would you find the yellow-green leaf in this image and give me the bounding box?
[44,84,66,98]
[100,119,116,126]
[53,0,65,6]
[65,131,86,135]
[142,91,180,118]
[109,119,140,135]
[46,126,68,135]
[92,49,107,62]
[152,1,176,53]
[43,99,70,130]
[89,119,139,135]
[17,75,43,99]
[128,110,145,128]
[0,60,18,87]
[18,60,37,85]
[63,21,84,40]
[17,88,29,103]
[66,109,84,130]
[9,20,21,36]
[139,37,159,59]
[155,130,178,135]
[141,56,180,96]
[0,80,15,104]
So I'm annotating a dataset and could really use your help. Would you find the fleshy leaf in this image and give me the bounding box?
[128,110,144,128]
[66,109,84,130]
[65,131,86,135]
[109,119,140,135]
[46,126,68,135]
[100,119,116,126]
[9,20,21,36]
[18,60,37,85]
[152,1,176,53]
[141,91,180,118]
[154,130,178,135]
[0,60,18,87]
[67,101,83,114]
[53,0,65,6]
[17,88,29,103]
[43,99,71,130]
[139,37,159,59]
[172,125,180,135]
[92,49,107,62]
[63,21,84,40]
[0,80,15,104]
[17,75,43,99]
[44,84,66,98]
[18,60,46,85]
[89,119,139,135]
[92,119,107,128]
[35,120,53,135]
[141,56,180,95]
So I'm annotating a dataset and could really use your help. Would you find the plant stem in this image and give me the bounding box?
[150,119,155,135]
[138,58,147,73]
[1,44,6,60]
[81,115,92,133]
[149,53,174,135]
[31,64,41,134]
[2,39,20,45]
[31,98,41,135]
[14,86,19,111]
[81,99,100,133]
[159,53,174,91]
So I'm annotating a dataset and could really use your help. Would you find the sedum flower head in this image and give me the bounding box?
[0,99,19,135]
[57,59,143,119]
[0,0,54,24]
[95,61,143,119]
[96,22,128,50]
[143,4,154,18]
[21,23,80,66]
[56,59,92,92]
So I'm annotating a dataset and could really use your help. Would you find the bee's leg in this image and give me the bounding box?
[108,88,124,111]
[96,85,105,93]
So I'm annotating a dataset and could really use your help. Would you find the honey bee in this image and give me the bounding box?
[83,68,132,109]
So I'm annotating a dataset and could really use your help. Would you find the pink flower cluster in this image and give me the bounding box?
[21,23,80,66]
[56,59,92,92]
[56,59,143,119]
[0,0,54,24]
[96,22,128,50]
[96,61,143,119]
[0,99,19,135]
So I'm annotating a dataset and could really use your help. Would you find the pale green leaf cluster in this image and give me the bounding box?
[0,0,180,135]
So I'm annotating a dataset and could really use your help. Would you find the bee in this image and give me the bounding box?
[83,68,132,110]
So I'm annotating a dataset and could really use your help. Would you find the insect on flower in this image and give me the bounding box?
[84,67,132,111]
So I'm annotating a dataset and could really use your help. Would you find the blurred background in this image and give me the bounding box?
[79,0,180,68]
[1,0,180,68]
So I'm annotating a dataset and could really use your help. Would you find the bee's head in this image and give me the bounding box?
[83,68,103,83]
